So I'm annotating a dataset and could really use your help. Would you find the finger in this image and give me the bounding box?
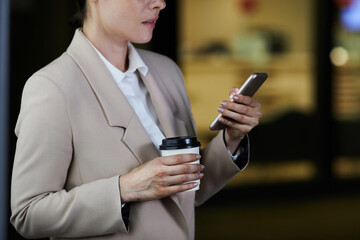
[232,95,261,109]
[219,116,254,133]
[218,107,260,127]
[218,105,261,124]
[167,163,205,176]
[163,182,199,195]
[164,172,204,186]
[229,87,239,99]
[220,101,261,118]
[161,154,201,166]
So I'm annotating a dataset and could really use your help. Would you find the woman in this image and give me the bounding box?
[10,0,262,239]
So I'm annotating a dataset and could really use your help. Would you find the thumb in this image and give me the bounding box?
[229,87,239,99]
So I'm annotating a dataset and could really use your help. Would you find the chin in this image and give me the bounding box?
[133,38,152,44]
[131,32,153,44]
[134,39,152,44]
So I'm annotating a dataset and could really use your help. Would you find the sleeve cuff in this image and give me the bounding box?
[223,131,250,171]
[119,175,130,230]
[121,203,130,231]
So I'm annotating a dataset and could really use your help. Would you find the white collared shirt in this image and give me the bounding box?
[88,39,243,165]
[90,41,165,150]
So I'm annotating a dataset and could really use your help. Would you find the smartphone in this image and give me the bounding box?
[209,73,268,131]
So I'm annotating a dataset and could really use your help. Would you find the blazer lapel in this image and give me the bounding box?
[67,30,187,223]
[122,116,160,164]
[66,29,159,164]
[139,67,188,139]
[137,59,191,220]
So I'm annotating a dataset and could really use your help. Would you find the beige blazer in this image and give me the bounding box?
[10,29,242,240]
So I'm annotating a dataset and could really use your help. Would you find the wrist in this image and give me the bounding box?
[119,175,133,203]
[224,130,243,155]
[225,128,245,142]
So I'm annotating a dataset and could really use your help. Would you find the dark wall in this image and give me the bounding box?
[9,2,78,239]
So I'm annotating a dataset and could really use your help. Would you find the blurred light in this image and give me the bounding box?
[340,0,360,31]
[330,46,349,66]
[238,0,258,14]
[334,0,353,8]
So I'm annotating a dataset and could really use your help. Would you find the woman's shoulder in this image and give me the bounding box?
[26,52,84,89]
[33,53,79,79]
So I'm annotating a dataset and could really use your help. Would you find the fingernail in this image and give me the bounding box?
[201,165,205,170]
[196,154,201,159]
[217,107,224,113]
[220,101,227,106]
[233,96,239,100]
[199,173,204,178]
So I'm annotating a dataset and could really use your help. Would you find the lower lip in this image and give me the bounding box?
[142,22,156,28]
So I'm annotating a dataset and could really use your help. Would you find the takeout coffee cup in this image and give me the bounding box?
[159,136,201,191]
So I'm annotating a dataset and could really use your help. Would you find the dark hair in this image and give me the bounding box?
[76,0,87,20]
[69,0,87,28]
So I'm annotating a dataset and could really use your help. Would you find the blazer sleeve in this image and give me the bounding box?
[195,130,249,206]
[10,75,128,239]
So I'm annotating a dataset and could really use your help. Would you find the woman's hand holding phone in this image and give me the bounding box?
[210,73,267,153]
[217,91,262,151]
[209,73,267,131]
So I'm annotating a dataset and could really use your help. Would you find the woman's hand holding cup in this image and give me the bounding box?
[119,153,203,203]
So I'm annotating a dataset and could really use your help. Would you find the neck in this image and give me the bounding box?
[82,22,129,72]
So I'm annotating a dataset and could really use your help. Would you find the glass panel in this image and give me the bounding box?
[179,0,317,185]
[332,0,360,179]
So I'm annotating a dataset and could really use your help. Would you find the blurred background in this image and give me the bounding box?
[1,0,360,239]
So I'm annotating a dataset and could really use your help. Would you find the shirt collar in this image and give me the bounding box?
[127,42,148,76]
[86,37,148,81]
